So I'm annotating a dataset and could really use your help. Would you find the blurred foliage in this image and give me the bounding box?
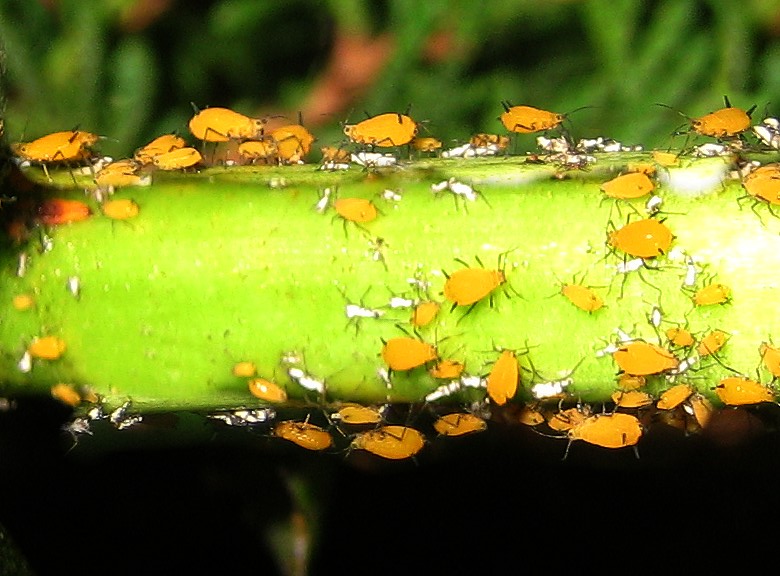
[3,0,780,157]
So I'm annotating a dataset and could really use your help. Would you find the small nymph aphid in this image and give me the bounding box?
[248,378,288,403]
[381,337,438,372]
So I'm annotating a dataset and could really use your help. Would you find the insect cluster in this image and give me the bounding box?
[7,96,780,460]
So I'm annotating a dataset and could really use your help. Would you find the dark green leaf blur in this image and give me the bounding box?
[3,0,780,158]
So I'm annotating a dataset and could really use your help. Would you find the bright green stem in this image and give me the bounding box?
[0,155,776,412]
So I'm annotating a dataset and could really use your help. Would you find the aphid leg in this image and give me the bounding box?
[455,302,479,325]
[561,437,574,461]
[637,265,663,301]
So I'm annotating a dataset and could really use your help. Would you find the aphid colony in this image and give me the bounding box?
[11,96,768,187]
[11,96,780,460]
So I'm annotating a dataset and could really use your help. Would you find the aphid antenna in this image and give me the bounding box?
[413,118,433,135]
[482,339,536,357]
[189,101,203,115]
[705,344,741,376]
[98,134,120,144]
[634,266,664,301]
[338,108,356,131]
[622,201,644,219]
[16,118,30,142]
[563,104,597,118]
[520,349,541,381]
[655,102,694,123]
[390,322,421,340]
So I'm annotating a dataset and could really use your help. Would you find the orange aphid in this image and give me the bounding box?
[666,327,695,348]
[617,373,646,391]
[657,384,694,410]
[568,412,642,449]
[273,421,332,451]
[608,218,674,258]
[237,139,277,163]
[15,130,99,163]
[102,198,140,220]
[715,376,774,405]
[486,349,519,406]
[50,383,81,407]
[685,393,713,428]
[428,359,465,379]
[381,337,438,371]
[351,425,425,460]
[38,198,92,226]
[693,283,731,306]
[332,403,384,425]
[626,162,656,176]
[152,147,202,170]
[697,330,729,357]
[470,133,510,149]
[411,301,440,327]
[95,159,144,189]
[12,294,34,311]
[600,172,655,200]
[499,103,564,134]
[517,405,545,426]
[760,342,780,378]
[652,150,679,167]
[28,336,67,360]
[547,406,589,432]
[411,137,442,152]
[232,361,257,377]
[560,284,603,312]
[248,377,288,403]
[691,105,752,138]
[333,197,378,223]
[320,146,350,163]
[613,341,678,376]
[271,124,315,163]
[742,164,780,205]
[443,268,506,307]
[134,134,186,164]
[611,390,654,408]
[189,106,266,142]
[433,413,487,437]
[343,113,418,147]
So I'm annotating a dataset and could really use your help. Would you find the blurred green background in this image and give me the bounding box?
[4,0,780,158]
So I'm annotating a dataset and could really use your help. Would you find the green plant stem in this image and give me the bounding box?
[0,154,776,413]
